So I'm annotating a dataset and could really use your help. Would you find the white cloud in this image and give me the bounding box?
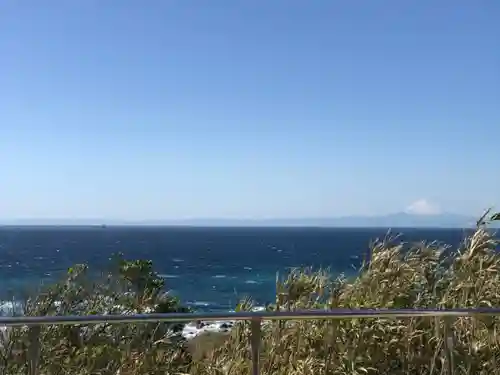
[405,199,441,215]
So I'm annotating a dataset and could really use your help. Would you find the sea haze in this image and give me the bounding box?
[0,226,473,311]
[0,212,479,227]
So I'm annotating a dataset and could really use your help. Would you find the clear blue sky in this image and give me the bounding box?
[1,1,499,221]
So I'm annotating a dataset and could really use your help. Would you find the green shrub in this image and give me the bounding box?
[0,256,192,375]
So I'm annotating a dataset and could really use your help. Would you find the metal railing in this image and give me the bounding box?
[3,308,500,375]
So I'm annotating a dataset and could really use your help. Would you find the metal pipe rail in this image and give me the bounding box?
[4,308,500,375]
[1,307,500,326]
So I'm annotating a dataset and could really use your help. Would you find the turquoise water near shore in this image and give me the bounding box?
[0,226,472,311]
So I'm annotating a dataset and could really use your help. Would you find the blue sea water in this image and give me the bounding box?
[0,226,473,311]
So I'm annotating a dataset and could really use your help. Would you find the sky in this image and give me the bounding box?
[0,1,499,221]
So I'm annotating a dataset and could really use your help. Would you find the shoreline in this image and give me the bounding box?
[181,306,266,339]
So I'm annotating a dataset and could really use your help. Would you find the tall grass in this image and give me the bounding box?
[1,214,499,374]
[190,225,500,375]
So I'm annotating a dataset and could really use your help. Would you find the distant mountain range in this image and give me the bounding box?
[0,212,486,228]
[141,212,479,228]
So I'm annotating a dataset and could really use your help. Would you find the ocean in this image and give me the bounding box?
[0,226,473,311]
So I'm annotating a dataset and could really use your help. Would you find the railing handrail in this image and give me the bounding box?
[1,307,500,327]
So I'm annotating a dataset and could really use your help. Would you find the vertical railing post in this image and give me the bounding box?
[443,317,455,375]
[27,325,41,375]
[250,318,262,375]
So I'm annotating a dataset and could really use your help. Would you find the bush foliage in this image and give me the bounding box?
[0,212,499,374]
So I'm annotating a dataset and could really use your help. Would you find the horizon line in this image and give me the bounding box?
[0,224,478,230]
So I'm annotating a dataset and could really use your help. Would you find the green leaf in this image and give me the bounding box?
[490,212,500,221]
